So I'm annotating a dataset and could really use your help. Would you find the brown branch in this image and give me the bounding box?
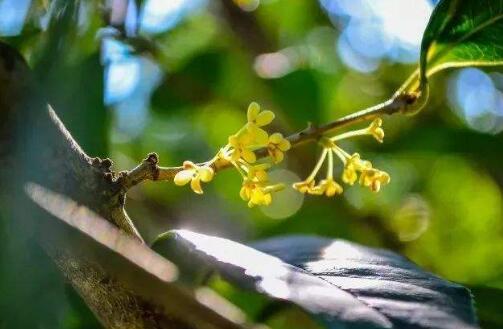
[119,91,418,189]
[0,41,243,329]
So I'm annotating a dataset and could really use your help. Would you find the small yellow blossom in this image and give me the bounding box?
[249,187,273,207]
[247,102,275,127]
[240,179,284,208]
[342,153,371,185]
[240,179,259,202]
[317,179,343,197]
[246,102,274,143]
[229,133,257,163]
[239,164,273,207]
[331,117,385,144]
[248,163,270,182]
[359,168,390,192]
[174,161,214,194]
[267,133,291,163]
[240,180,272,207]
[367,118,384,143]
[293,179,316,194]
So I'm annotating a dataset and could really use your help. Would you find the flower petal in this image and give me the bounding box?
[199,166,214,182]
[263,193,272,205]
[242,149,257,163]
[190,177,204,194]
[240,185,250,200]
[247,102,261,122]
[278,139,291,151]
[254,128,269,145]
[269,132,283,144]
[255,110,275,126]
[174,169,194,186]
[182,161,197,170]
[272,149,284,163]
[250,189,265,205]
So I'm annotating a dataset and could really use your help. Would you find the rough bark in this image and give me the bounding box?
[0,41,238,329]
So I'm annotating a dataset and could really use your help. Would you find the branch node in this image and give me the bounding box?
[404,92,418,105]
[146,152,159,165]
[104,172,114,183]
[101,158,113,170]
[91,156,114,173]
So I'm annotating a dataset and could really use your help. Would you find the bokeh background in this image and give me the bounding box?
[1,0,502,328]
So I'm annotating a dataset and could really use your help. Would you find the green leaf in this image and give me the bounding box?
[469,286,503,329]
[159,230,480,329]
[420,0,503,84]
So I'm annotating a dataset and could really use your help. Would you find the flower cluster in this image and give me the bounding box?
[293,118,390,196]
[174,102,390,206]
[223,103,290,207]
[175,102,290,207]
[174,161,215,194]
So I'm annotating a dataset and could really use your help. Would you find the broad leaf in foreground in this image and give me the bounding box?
[164,230,479,329]
[255,235,479,329]
[420,0,503,83]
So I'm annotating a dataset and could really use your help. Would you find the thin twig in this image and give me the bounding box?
[120,92,416,189]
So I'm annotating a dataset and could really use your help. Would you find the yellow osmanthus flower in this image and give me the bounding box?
[359,168,390,192]
[247,102,274,129]
[174,161,214,194]
[293,118,390,198]
[267,133,291,163]
[331,118,385,144]
[247,163,270,182]
[246,102,274,143]
[292,179,316,194]
[240,180,272,207]
[334,148,390,193]
[209,102,289,207]
[228,133,257,163]
[239,165,284,207]
[368,118,384,143]
[312,179,343,197]
[293,148,330,195]
[341,153,371,185]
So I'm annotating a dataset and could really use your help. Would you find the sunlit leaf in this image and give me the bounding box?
[159,230,479,329]
[160,230,392,328]
[420,0,503,84]
[254,235,479,329]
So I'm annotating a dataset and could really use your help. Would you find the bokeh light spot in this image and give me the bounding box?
[322,0,433,72]
[260,169,304,220]
[140,0,206,34]
[448,68,503,134]
[0,0,32,36]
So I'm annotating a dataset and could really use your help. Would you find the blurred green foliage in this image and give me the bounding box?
[1,0,503,328]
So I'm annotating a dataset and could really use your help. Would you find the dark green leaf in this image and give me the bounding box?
[161,230,479,329]
[254,235,479,329]
[420,0,503,83]
[163,230,392,329]
[469,286,503,329]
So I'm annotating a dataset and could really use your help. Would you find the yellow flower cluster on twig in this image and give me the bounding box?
[173,103,390,207]
[174,102,290,207]
[293,118,390,196]
[224,103,290,207]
